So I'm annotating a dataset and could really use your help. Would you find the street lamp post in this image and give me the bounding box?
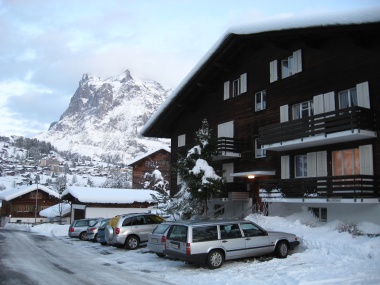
[34,175,40,225]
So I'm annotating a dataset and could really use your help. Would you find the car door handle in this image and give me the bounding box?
[245,238,251,240]
[222,240,228,243]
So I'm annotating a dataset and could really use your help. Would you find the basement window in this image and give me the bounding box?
[309,207,327,222]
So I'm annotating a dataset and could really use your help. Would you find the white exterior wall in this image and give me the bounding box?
[267,202,380,225]
[208,198,252,219]
[85,207,149,219]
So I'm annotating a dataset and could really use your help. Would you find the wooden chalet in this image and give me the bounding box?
[141,10,380,224]
[127,146,171,190]
[0,185,59,226]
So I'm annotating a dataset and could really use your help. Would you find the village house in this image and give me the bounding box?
[0,184,60,226]
[127,146,171,190]
[141,10,380,224]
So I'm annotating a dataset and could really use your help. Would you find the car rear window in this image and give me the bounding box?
[192,226,218,242]
[167,225,187,242]
[89,220,99,227]
[75,220,89,227]
[153,224,170,234]
[146,215,165,224]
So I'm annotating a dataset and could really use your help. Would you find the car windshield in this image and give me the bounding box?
[89,220,99,227]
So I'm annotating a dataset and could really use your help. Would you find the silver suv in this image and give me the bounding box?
[105,213,165,249]
[163,219,300,269]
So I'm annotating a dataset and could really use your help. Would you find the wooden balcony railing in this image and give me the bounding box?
[217,137,242,155]
[260,175,380,199]
[259,106,376,146]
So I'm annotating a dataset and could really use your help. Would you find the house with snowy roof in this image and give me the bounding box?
[0,185,60,226]
[61,186,158,222]
[141,9,380,224]
[127,146,171,190]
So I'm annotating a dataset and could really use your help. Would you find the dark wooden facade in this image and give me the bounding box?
[142,20,380,202]
[128,148,171,190]
[1,189,59,220]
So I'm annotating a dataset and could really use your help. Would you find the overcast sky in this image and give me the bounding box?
[1,0,379,138]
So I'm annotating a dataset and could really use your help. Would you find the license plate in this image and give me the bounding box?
[151,238,158,243]
[171,243,179,249]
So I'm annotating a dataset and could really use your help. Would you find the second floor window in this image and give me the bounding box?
[339,87,357,109]
[295,154,308,178]
[292,100,313,120]
[255,138,266,158]
[281,49,302,79]
[232,79,240,97]
[255,90,266,111]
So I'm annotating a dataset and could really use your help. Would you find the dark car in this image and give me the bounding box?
[96,219,111,245]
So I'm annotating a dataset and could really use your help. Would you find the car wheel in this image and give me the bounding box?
[125,235,139,250]
[156,253,165,258]
[275,241,289,258]
[79,232,87,240]
[206,250,224,269]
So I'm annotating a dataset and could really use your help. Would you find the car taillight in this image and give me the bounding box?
[70,228,74,232]
[186,243,191,255]
[161,235,166,244]
[89,227,96,232]
[115,228,120,235]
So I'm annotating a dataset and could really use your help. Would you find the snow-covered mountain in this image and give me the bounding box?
[36,70,171,163]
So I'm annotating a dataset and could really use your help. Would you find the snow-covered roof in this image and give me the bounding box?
[0,184,59,201]
[39,203,71,218]
[141,8,380,136]
[61,186,156,204]
[126,145,171,166]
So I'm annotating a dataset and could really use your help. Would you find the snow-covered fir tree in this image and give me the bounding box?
[169,119,224,219]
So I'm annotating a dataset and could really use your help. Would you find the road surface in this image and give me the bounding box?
[0,229,173,285]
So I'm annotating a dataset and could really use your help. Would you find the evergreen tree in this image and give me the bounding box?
[173,119,224,219]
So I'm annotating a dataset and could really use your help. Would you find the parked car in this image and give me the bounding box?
[68,218,103,240]
[163,219,300,269]
[147,222,173,257]
[105,213,166,249]
[86,218,110,242]
[96,219,110,245]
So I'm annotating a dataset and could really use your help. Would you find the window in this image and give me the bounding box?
[309,207,327,222]
[220,224,242,239]
[255,90,266,111]
[30,191,42,199]
[167,225,187,242]
[295,154,308,178]
[17,205,29,212]
[240,223,265,237]
[339,87,357,109]
[332,148,360,176]
[281,49,302,79]
[178,134,186,147]
[292,100,313,120]
[192,226,218,242]
[255,138,266,158]
[223,73,247,100]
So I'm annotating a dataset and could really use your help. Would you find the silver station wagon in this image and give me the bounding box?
[163,219,300,269]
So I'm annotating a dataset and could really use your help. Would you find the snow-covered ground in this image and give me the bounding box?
[4,211,380,285]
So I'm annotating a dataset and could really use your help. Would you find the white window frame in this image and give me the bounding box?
[178,134,186,147]
[338,87,357,109]
[281,49,302,79]
[255,138,266,158]
[255,90,266,112]
[295,154,308,178]
[292,100,313,120]
[339,81,370,109]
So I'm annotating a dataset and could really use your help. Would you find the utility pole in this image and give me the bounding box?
[34,175,40,225]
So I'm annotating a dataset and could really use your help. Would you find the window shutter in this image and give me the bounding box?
[218,121,234,138]
[280,105,289,122]
[307,152,317,177]
[178,134,186,147]
[240,73,247,93]
[316,151,327,177]
[222,163,234,183]
[224,81,230,100]
[313,94,324,115]
[270,60,278,83]
[281,156,290,179]
[359,144,373,175]
[293,49,302,73]
[324,92,335,112]
[356,81,370,109]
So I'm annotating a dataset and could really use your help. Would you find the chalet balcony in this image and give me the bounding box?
[213,137,242,160]
[259,106,377,151]
[260,175,380,200]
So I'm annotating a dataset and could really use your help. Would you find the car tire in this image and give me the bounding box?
[275,241,289,258]
[92,234,98,242]
[125,235,139,250]
[104,225,114,243]
[79,232,87,240]
[206,250,224,269]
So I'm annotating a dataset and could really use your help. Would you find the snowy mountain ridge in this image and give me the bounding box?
[36,70,171,163]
